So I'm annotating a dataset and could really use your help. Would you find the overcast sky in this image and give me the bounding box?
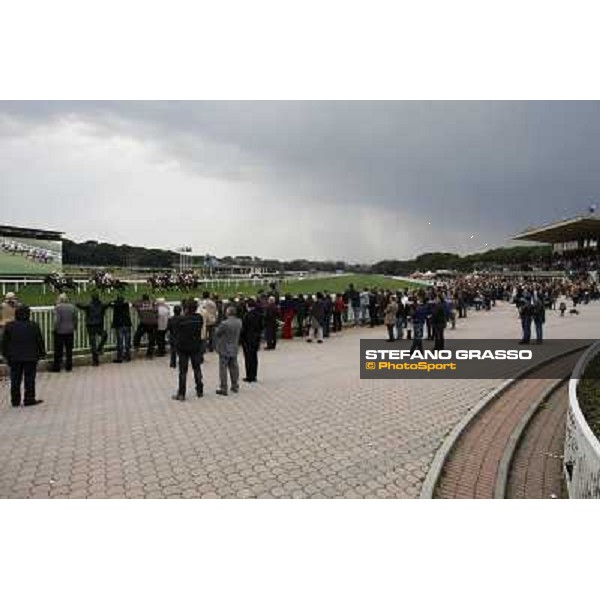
[1,101,599,263]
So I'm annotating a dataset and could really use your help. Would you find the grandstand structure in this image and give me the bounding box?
[508,211,600,280]
[513,213,600,252]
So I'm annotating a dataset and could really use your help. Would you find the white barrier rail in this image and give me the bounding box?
[27,303,181,356]
[564,341,600,498]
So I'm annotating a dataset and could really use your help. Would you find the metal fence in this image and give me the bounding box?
[564,340,600,498]
[29,303,178,356]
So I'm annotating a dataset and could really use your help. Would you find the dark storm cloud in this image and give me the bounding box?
[1,101,600,261]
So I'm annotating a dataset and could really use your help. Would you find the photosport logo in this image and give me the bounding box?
[359,339,594,380]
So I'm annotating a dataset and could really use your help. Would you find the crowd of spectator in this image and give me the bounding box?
[1,274,599,407]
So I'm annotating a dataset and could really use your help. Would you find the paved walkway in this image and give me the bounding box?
[1,301,598,498]
[434,353,580,499]
[506,383,569,499]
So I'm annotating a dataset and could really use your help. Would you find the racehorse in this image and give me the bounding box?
[44,273,77,294]
[90,271,128,293]
[147,271,199,292]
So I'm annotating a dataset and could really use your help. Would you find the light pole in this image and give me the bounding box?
[176,246,193,272]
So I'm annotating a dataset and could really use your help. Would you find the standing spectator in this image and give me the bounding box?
[167,304,183,368]
[368,289,378,328]
[323,292,333,338]
[201,291,218,352]
[0,291,19,345]
[280,293,295,340]
[133,294,158,358]
[348,284,360,326]
[110,295,132,363]
[384,295,399,342]
[359,288,370,325]
[77,293,109,366]
[215,305,242,396]
[307,292,326,343]
[295,294,307,337]
[533,298,546,344]
[431,296,447,351]
[410,299,427,355]
[332,293,344,333]
[1,305,46,407]
[241,300,264,382]
[518,299,533,345]
[156,298,170,357]
[51,293,78,372]
[172,299,204,401]
[425,296,435,340]
[395,297,406,340]
[344,283,360,327]
[263,296,279,350]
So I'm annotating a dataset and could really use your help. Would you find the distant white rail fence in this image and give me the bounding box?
[0,276,309,297]
[564,341,600,498]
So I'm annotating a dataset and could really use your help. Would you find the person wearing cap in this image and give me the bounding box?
[51,293,78,372]
[1,305,46,407]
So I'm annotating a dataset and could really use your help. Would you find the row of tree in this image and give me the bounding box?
[63,238,552,274]
[371,246,552,275]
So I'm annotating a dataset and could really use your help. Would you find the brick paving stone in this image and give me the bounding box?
[506,384,569,499]
[1,301,599,498]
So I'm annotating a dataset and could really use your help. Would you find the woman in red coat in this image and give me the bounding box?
[280,293,295,340]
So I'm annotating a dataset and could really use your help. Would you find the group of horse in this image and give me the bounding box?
[44,271,129,294]
[146,271,200,292]
[43,270,201,295]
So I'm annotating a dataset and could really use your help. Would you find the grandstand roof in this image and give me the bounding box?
[512,214,600,244]
[0,224,64,241]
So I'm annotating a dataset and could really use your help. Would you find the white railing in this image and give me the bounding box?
[28,302,185,356]
[564,341,600,498]
[0,275,314,296]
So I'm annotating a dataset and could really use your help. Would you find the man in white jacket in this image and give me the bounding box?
[201,291,218,352]
[156,298,170,357]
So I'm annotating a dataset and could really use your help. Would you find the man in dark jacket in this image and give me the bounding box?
[110,295,132,363]
[295,294,307,337]
[519,298,533,345]
[307,292,326,343]
[1,305,46,407]
[532,297,546,344]
[133,294,158,358]
[167,304,183,368]
[172,299,204,401]
[323,292,333,338]
[431,296,447,351]
[368,289,379,328]
[263,296,279,350]
[241,299,264,382]
[77,293,109,366]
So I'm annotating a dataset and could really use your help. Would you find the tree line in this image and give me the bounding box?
[63,238,551,274]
